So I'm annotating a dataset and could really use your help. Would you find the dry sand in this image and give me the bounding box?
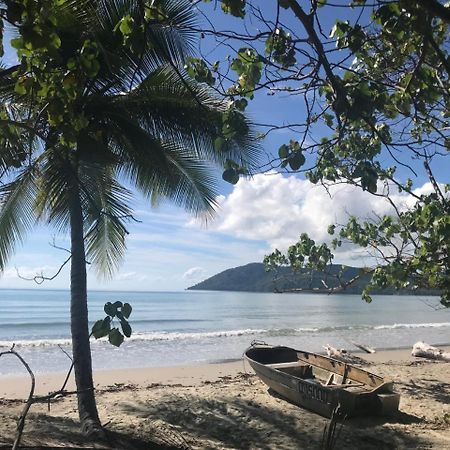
[0,347,449,449]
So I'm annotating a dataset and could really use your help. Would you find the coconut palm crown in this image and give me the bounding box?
[0,0,259,435]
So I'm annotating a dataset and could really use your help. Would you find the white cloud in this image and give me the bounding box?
[183,266,207,281]
[205,173,432,256]
[115,271,149,282]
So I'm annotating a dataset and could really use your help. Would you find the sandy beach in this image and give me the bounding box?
[1,347,450,449]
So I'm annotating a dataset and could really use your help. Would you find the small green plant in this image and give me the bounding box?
[91,302,132,347]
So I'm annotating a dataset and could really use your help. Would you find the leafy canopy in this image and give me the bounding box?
[189,0,449,306]
[0,0,259,277]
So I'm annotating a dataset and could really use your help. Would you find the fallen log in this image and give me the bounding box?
[350,341,376,354]
[411,341,450,362]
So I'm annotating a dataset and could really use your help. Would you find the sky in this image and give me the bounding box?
[0,2,447,292]
[0,174,436,291]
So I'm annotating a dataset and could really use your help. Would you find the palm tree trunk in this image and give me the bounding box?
[68,178,103,437]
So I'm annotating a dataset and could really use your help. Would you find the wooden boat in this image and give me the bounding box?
[244,344,400,418]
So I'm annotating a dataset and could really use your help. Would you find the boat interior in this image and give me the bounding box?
[246,345,385,391]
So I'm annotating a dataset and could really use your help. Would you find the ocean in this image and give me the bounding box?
[0,289,449,376]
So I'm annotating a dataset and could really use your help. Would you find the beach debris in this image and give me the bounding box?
[0,344,92,450]
[321,405,346,450]
[412,342,450,362]
[351,341,376,354]
[146,419,191,449]
[323,345,367,364]
[324,345,348,359]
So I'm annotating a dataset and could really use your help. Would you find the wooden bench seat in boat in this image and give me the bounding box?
[266,361,313,378]
[266,361,306,369]
[268,362,368,390]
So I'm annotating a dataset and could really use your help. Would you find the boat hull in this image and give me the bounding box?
[245,345,400,418]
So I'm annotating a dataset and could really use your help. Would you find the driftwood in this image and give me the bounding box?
[323,345,367,364]
[324,345,348,359]
[412,341,450,362]
[321,405,346,450]
[350,341,376,354]
[0,344,85,450]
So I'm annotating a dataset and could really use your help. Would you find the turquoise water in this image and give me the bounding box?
[0,289,449,375]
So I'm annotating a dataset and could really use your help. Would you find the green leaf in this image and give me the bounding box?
[91,319,104,338]
[184,57,215,85]
[120,319,132,338]
[278,144,289,159]
[265,28,296,68]
[221,0,246,17]
[323,113,333,128]
[214,137,226,152]
[122,302,132,319]
[112,301,123,311]
[222,168,239,184]
[104,302,114,316]
[92,317,111,339]
[144,3,166,21]
[10,37,23,50]
[14,82,26,95]
[288,152,305,171]
[234,98,248,111]
[108,328,124,347]
[362,291,372,303]
[118,15,134,36]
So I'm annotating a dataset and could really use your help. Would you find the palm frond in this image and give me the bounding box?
[142,0,198,67]
[34,152,72,233]
[91,0,197,93]
[0,168,37,270]
[80,164,132,278]
[131,67,260,167]
[150,144,219,216]
[86,66,260,171]
[0,0,261,279]
[0,65,22,104]
[60,0,96,27]
[106,114,219,216]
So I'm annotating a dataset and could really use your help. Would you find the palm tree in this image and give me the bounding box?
[0,0,258,436]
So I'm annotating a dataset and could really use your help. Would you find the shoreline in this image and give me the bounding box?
[2,345,449,400]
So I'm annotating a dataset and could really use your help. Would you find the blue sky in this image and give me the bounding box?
[0,2,447,291]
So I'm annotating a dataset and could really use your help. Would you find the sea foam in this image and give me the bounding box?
[2,322,449,348]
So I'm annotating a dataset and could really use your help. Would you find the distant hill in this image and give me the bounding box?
[187,262,437,295]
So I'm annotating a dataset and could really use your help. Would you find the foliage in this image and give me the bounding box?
[0,0,258,431]
[264,233,333,272]
[92,301,133,347]
[0,0,258,273]
[192,0,450,306]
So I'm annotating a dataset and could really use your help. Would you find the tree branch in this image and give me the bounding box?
[418,0,450,24]
[0,345,92,449]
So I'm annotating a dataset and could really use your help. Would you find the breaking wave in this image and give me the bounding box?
[2,322,449,348]
[374,322,450,330]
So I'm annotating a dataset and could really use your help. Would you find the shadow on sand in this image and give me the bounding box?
[396,377,450,404]
[0,412,188,450]
[120,388,430,450]
[2,376,443,450]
